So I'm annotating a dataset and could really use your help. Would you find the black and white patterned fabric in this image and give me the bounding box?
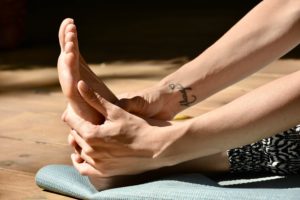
[228,125,300,175]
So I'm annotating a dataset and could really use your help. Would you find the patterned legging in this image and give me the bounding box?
[228,125,300,175]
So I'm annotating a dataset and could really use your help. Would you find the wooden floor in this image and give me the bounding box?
[0,59,299,199]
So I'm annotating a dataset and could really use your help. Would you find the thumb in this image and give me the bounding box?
[77,80,114,119]
[117,96,147,116]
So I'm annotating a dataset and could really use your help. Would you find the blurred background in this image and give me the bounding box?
[4,0,300,70]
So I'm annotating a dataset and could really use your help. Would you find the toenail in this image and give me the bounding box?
[68,18,74,23]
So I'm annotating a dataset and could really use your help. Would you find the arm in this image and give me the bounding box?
[159,69,300,165]
[124,0,300,119]
[62,0,300,177]
[64,68,300,177]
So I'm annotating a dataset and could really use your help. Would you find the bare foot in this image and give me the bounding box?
[57,18,101,124]
[58,18,118,124]
[58,18,123,190]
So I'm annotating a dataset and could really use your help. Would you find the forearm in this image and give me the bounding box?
[159,69,300,166]
[158,0,300,115]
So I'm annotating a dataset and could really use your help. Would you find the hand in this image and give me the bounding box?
[63,81,183,177]
[117,84,178,120]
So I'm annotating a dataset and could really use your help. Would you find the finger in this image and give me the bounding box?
[68,132,83,155]
[68,132,77,147]
[71,153,103,177]
[117,96,144,115]
[70,135,95,166]
[64,106,97,139]
[74,147,85,163]
[73,152,84,163]
[77,80,118,119]
[68,132,85,162]
[70,130,94,152]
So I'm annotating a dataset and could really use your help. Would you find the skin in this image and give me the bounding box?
[58,19,229,189]
[57,18,118,125]
[58,18,118,162]
[59,0,300,189]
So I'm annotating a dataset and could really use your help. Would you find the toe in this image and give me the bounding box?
[63,45,78,80]
[65,24,79,53]
[59,18,74,51]
[64,41,75,54]
[65,23,76,34]
[65,32,76,44]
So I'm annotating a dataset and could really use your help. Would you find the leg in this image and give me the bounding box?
[89,151,230,190]
[228,124,300,175]
[58,18,118,165]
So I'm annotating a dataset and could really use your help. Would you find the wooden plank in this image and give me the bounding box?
[0,138,71,174]
[0,111,69,145]
[0,168,74,199]
[258,59,300,75]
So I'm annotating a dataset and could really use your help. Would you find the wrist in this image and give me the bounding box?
[154,115,225,168]
[157,81,199,117]
[144,81,180,120]
[152,120,195,167]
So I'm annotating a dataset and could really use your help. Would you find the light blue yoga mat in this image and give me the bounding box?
[35,165,300,200]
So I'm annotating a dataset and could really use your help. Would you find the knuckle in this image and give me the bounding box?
[82,147,94,156]
[115,120,124,130]
[82,133,94,143]
[88,94,99,103]
[82,126,98,142]
[110,107,121,118]
[89,91,100,102]
[67,133,75,146]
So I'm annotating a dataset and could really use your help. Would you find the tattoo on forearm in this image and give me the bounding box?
[169,83,197,106]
